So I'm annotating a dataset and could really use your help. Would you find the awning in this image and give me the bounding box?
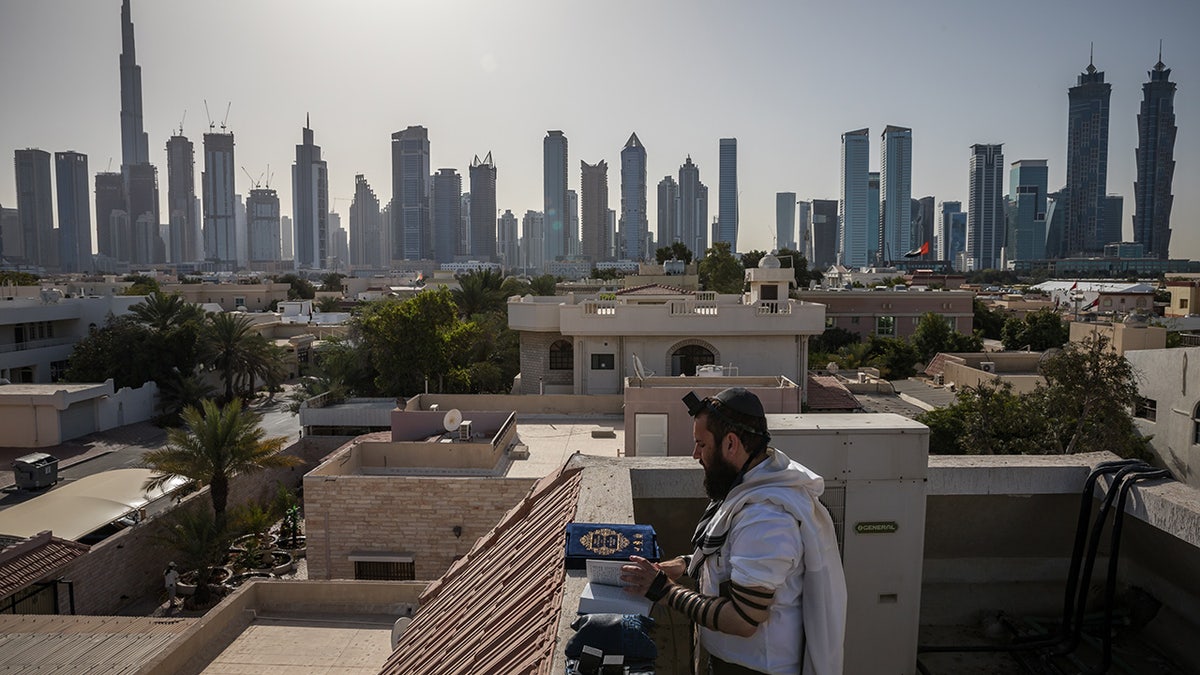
[0,469,186,541]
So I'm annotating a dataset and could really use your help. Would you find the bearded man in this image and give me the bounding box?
[622,387,847,675]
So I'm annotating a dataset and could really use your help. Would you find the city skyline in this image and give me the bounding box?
[0,1,1197,263]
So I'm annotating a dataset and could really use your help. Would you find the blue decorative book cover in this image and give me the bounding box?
[565,522,661,569]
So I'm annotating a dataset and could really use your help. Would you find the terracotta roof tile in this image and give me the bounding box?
[806,375,861,411]
[0,531,89,599]
[380,465,582,675]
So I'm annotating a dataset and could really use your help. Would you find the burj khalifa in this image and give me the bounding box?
[118,0,162,264]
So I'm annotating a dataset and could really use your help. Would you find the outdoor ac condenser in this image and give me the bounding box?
[767,412,928,675]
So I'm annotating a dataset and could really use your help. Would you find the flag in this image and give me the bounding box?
[1070,281,1078,291]
[904,241,930,258]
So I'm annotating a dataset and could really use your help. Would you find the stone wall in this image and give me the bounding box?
[304,473,535,581]
[519,331,573,394]
[55,437,343,615]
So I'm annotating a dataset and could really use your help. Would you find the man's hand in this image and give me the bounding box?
[619,555,665,598]
[657,555,688,581]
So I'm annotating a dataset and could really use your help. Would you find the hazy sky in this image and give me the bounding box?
[1,0,1197,260]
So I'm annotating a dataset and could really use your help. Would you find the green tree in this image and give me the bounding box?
[864,335,921,379]
[698,241,745,294]
[500,276,532,297]
[810,327,860,355]
[202,313,273,403]
[156,372,217,425]
[775,247,814,289]
[275,273,316,300]
[973,299,1007,340]
[315,296,341,313]
[655,242,694,264]
[452,269,506,317]
[1000,308,1068,351]
[64,315,157,388]
[0,271,39,286]
[355,289,469,396]
[529,274,557,296]
[319,273,345,293]
[1036,336,1149,457]
[122,274,160,295]
[912,312,984,362]
[831,342,873,370]
[143,399,297,529]
[131,291,205,332]
[740,249,767,270]
[591,267,621,281]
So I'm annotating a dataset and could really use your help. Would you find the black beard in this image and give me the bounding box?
[703,455,741,501]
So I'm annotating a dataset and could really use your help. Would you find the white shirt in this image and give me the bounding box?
[698,497,805,674]
[164,569,179,587]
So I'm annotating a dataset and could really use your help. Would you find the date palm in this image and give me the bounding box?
[143,399,298,529]
[203,312,272,403]
[131,291,205,333]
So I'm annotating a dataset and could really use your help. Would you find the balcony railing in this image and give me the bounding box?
[0,337,75,354]
[754,300,792,315]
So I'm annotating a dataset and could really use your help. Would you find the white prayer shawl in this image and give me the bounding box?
[688,449,848,675]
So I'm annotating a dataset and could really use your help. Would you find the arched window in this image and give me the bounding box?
[671,344,715,376]
[549,340,573,370]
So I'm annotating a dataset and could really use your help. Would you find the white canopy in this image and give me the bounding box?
[0,468,186,540]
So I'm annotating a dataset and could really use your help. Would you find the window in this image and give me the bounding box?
[590,353,614,370]
[50,360,68,382]
[549,340,573,370]
[1134,397,1157,422]
[825,316,836,329]
[1182,299,1190,310]
[354,560,415,581]
[876,316,896,336]
[850,316,860,324]
[671,344,715,376]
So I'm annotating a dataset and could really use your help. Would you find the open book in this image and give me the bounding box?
[577,559,652,616]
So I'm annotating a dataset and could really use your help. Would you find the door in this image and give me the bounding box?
[635,413,669,457]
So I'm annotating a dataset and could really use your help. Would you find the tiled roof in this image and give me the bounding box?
[0,531,89,599]
[616,283,693,296]
[806,375,861,411]
[380,465,582,675]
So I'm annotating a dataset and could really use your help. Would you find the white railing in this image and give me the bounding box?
[754,301,792,315]
[582,300,616,316]
[0,337,75,354]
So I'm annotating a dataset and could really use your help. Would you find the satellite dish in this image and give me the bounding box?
[443,408,463,432]
[391,617,412,649]
[827,362,839,372]
[632,354,654,380]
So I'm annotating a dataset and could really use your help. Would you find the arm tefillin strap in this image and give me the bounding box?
[663,580,775,630]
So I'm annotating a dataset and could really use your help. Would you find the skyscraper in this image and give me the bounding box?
[912,196,935,257]
[350,174,382,269]
[497,210,519,271]
[811,199,838,270]
[166,132,197,263]
[867,172,880,264]
[55,151,91,273]
[1007,160,1049,263]
[246,188,280,262]
[657,176,679,250]
[677,156,707,258]
[1103,195,1124,247]
[469,153,497,260]
[935,201,962,263]
[327,212,347,271]
[1064,55,1111,257]
[391,126,430,262]
[620,133,648,261]
[202,131,236,268]
[581,160,609,261]
[567,190,579,257]
[717,138,738,248]
[117,0,159,266]
[967,144,1005,270]
[839,129,869,267]
[13,149,53,267]
[94,172,124,261]
[293,119,329,270]
[281,215,293,261]
[522,210,545,272]
[1134,52,1177,259]
[432,168,462,264]
[776,193,796,252]
[543,131,569,266]
[880,125,913,263]
[795,200,811,256]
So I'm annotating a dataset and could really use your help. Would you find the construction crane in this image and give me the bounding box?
[178,109,186,136]
[242,167,264,189]
[220,102,231,131]
[204,99,214,132]
[264,164,273,188]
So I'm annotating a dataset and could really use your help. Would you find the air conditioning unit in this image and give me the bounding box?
[933,373,945,386]
[768,413,928,675]
[980,361,996,374]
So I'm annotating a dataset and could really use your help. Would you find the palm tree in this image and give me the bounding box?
[156,370,217,424]
[529,274,558,296]
[143,399,298,529]
[451,270,506,317]
[131,291,205,333]
[202,313,268,403]
[154,508,232,608]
